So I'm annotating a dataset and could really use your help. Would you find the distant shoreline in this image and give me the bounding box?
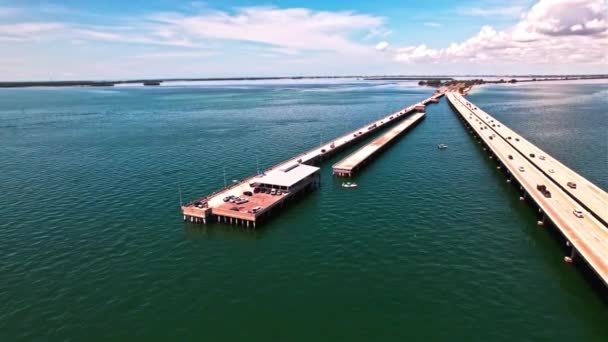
[0,74,606,88]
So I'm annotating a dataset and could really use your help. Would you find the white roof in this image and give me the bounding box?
[255,163,319,188]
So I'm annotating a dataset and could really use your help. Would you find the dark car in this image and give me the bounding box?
[508,155,513,160]
[243,191,253,196]
[529,153,535,158]
[253,187,261,193]
[321,149,326,153]
[567,182,577,189]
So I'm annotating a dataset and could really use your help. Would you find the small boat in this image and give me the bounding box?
[342,182,358,188]
[437,144,448,149]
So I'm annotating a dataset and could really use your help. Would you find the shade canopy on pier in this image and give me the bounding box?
[254,163,320,189]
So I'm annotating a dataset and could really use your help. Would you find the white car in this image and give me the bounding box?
[548,169,555,173]
[573,208,584,218]
[518,166,525,172]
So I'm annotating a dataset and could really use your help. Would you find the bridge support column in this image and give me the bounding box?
[564,246,578,263]
[537,213,546,227]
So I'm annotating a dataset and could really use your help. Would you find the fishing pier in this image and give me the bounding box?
[181,93,444,228]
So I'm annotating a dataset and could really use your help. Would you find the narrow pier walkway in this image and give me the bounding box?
[447,92,608,286]
[333,111,425,176]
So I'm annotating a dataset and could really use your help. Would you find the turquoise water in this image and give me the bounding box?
[1,80,607,340]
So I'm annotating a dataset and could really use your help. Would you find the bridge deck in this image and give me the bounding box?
[447,92,608,285]
[453,92,608,226]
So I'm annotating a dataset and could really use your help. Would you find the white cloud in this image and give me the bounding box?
[151,7,386,54]
[458,6,524,18]
[513,0,608,37]
[375,41,389,51]
[395,0,608,65]
[423,22,442,28]
[134,51,216,59]
[0,22,65,36]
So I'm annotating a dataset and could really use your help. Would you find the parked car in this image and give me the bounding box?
[321,149,326,153]
[243,191,253,196]
[277,190,282,195]
[271,189,277,195]
[573,208,584,218]
[508,155,513,160]
[248,206,263,214]
[548,169,555,173]
[518,166,525,172]
[567,182,577,189]
[515,138,520,141]
[529,153,535,158]
[507,136,512,140]
[539,155,545,160]
[253,187,261,193]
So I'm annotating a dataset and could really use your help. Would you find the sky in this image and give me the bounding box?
[0,0,606,80]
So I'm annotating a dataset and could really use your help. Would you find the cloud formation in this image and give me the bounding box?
[375,41,389,51]
[151,7,386,54]
[423,22,442,28]
[458,6,524,17]
[395,0,608,65]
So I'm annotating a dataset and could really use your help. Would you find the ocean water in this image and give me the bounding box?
[0,80,607,340]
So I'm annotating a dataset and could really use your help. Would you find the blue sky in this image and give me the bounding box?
[0,0,606,80]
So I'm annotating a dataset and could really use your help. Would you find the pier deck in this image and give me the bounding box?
[332,112,425,176]
[453,92,608,226]
[182,93,444,227]
[447,92,608,285]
